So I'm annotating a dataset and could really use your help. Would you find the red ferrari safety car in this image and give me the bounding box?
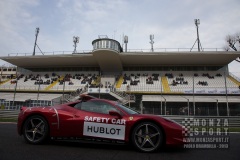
[17,94,185,152]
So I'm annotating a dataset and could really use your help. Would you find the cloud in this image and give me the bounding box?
[0,0,40,55]
[0,0,240,73]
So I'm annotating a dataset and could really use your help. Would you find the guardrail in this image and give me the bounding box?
[0,110,239,127]
[0,110,19,119]
[162,115,240,127]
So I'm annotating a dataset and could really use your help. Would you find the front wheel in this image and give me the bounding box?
[23,115,49,144]
[132,122,163,152]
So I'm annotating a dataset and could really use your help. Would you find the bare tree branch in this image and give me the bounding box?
[235,57,240,63]
[235,59,240,63]
[223,45,230,51]
[225,34,238,51]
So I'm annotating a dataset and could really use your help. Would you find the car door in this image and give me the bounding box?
[73,99,127,141]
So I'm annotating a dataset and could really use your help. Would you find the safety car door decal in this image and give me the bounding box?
[83,116,126,140]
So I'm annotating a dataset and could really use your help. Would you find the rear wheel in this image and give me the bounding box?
[132,122,163,152]
[23,115,49,144]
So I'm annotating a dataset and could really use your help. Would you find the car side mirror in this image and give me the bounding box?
[109,110,122,118]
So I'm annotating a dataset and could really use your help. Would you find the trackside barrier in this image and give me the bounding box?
[0,110,239,127]
[0,110,20,119]
[162,116,240,127]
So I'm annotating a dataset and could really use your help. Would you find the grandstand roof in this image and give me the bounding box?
[1,51,240,72]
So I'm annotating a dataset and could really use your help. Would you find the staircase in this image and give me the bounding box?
[92,76,100,85]
[44,75,64,91]
[228,76,240,86]
[61,88,86,103]
[109,91,135,105]
[115,76,123,88]
[0,79,11,85]
[161,76,171,93]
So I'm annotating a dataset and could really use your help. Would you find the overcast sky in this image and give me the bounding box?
[0,0,240,75]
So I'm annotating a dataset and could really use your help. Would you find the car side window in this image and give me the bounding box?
[81,101,98,112]
[80,100,119,114]
[74,102,82,109]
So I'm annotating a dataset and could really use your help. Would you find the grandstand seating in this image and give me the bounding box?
[0,71,239,93]
[0,71,99,91]
[167,71,238,93]
[118,71,163,92]
[116,71,240,93]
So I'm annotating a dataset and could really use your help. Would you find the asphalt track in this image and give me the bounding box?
[0,123,239,160]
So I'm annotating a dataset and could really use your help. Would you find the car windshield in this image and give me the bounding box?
[116,103,139,115]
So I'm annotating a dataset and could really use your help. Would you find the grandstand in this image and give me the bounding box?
[0,37,240,116]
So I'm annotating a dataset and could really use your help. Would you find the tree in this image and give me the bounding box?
[224,33,240,63]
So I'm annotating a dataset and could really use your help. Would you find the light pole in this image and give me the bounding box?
[224,72,229,116]
[150,34,154,52]
[36,75,41,105]
[195,19,200,52]
[193,74,195,115]
[160,76,163,115]
[73,36,79,53]
[124,35,128,52]
[33,27,39,56]
[190,19,203,52]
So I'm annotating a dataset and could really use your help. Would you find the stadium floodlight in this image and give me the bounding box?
[73,36,79,54]
[150,34,154,41]
[190,19,202,52]
[150,34,154,52]
[195,19,200,26]
[124,36,128,43]
[35,27,39,36]
[33,27,40,56]
[124,35,128,52]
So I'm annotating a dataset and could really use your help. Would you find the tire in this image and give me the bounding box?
[23,115,49,144]
[131,122,163,152]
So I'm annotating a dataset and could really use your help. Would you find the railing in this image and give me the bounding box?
[5,48,231,57]
[229,72,240,83]
[60,88,86,103]
[116,86,240,94]
[7,50,92,57]
[111,90,136,104]
[126,48,227,52]
[0,85,86,91]
[161,115,240,127]
[0,85,45,90]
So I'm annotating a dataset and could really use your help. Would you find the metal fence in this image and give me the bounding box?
[162,115,240,127]
[6,48,228,57]
[142,100,240,116]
